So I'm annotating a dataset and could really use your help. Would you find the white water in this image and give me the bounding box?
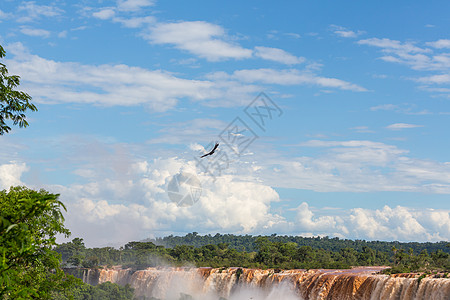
[81,267,450,300]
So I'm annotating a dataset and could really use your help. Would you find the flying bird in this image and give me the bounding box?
[201,142,219,158]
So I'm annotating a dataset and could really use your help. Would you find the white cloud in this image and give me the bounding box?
[358,38,428,53]
[5,42,256,111]
[216,68,367,92]
[296,202,344,233]
[58,30,68,38]
[349,206,437,241]
[5,43,367,111]
[17,1,63,22]
[370,103,431,115]
[350,126,374,133]
[113,16,155,28]
[330,25,364,38]
[144,21,253,61]
[20,26,50,38]
[417,74,450,84]
[56,153,450,244]
[49,156,283,246]
[426,39,450,49]
[0,162,28,189]
[0,9,12,20]
[370,104,398,111]
[92,6,155,27]
[117,0,155,12]
[258,139,450,194]
[284,32,301,39]
[358,37,450,98]
[293,203,449,241]
[4,137,450,245]
[421,87,450,94]
[93,8,116,20]
[357,37,450,71]
[254,46,305,65]
[386,123,423,130]
[336,31,357,38]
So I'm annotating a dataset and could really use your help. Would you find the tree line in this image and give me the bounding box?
[55,234,450,273]
[146,232,450,254]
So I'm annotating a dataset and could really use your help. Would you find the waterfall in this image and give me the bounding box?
[82,269,91,285]
[78,267,450,300]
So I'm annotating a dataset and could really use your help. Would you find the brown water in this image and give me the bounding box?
[79,266,450,299]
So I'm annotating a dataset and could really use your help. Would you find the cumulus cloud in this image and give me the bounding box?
[349,206,448,241]
[296,202,344,233]
[253,46,305,65]
[3,137,450,245]
[144,21,253,61]
[50,156,282,246]
[293,203,449,241]
[0,162,28,189]
[53,152,450,245]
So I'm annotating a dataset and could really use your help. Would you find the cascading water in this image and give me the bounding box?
[77,266,450,300]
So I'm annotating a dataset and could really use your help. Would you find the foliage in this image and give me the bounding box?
[56,233,450,273]
[0,186,74,299]
[145,232,450,254]
[0,44,37,135]
[53,281,134,300]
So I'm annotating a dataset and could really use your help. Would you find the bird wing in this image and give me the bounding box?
[200,142,219,158]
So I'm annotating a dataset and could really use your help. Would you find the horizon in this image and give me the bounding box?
[1,0,450,248]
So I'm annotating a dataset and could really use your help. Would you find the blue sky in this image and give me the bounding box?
[1,0,450,247]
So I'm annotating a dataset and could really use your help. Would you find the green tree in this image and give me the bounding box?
[0,186,74,299]
[0,44,37,135]
[55,238,87,266]
[54,281,134,300]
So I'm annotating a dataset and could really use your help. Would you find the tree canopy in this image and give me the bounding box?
[0,44,37,135]
[56,235,450,273]
[0,187,74,299]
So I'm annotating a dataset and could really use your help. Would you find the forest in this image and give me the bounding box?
[146,232,450,254]
[55,233,450,274]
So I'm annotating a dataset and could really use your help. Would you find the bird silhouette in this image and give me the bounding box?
[200,142,219,158]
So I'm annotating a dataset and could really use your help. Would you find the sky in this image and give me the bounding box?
[1,0,450,247]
